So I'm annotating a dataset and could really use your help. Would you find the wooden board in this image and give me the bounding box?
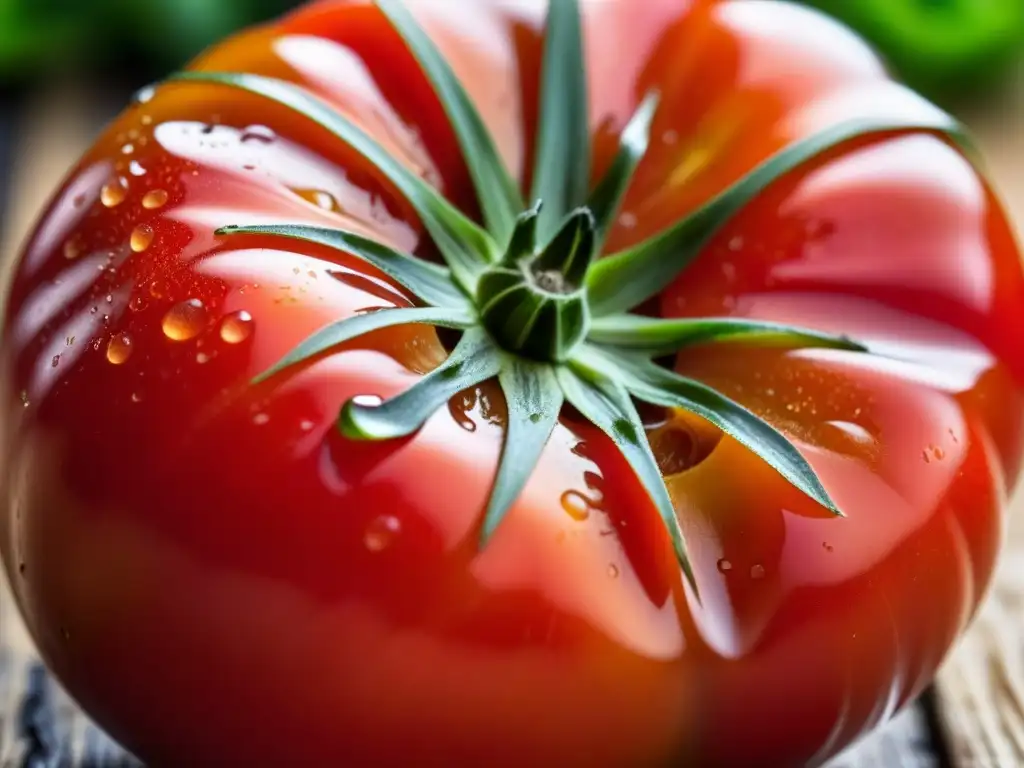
[3,66,1024,766]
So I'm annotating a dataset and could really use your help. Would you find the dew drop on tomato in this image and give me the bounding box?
[106,334,133,365]
[364,515,401,553]
[130,225,154,253]
[750,564,766,580]
[100,179,127,208]
[560,490,592,522]
[219,311,253,344]
[142,189,168,210]
[717,559,733,573]
[161,299,206,341]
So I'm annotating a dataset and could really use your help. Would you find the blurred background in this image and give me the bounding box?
[3,0,1024,765]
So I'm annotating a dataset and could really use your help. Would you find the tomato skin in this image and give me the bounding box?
[2,1,1023,766]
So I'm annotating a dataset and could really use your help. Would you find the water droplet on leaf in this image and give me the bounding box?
[352,394,383,408]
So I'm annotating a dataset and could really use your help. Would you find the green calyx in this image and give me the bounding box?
[477,204,594,362]
[161,0,967,597]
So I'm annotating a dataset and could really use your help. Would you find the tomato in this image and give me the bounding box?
[2,1,1022,766]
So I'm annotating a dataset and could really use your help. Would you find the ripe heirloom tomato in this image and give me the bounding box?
[2,0,1023,766]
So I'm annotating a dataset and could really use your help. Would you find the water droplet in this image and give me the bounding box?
[750,564,766,580]
[352,394,383,408]
[253,412,270,425]
[922,449,931,464]
[106,334,133,364]
[529,413,542,423]
[299,419,315,432]
[131,391,143,403]
[934,446,945,460]
[618,211,638,229]
[129,161,147,176]
[196,351,213,364]
[129,295,148,312]
[662,129,679,145]
[130,224,154,252]
[823,542,834,553]
[142,189,168,210]
[100,179,127,207]
[364,515,401,552]
[293,188,338,211]
[560,490,592,521]
[219,310,253,343]
[63,236,83,260]
[241,124,276,144]
[133,85,156,104]
[149,280,167,299]
[50,354,60,368]
[20,390,29,408]
[607,564,620,579]
[162,299,207,341]
[717,558,733,573]
[728,236,744,252]
[121,144,135,155]
[140,115,153,126]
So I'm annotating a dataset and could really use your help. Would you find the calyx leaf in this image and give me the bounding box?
[586,103,967,316]
[376,0,522,243]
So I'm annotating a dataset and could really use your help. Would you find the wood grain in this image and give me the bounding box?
[4,66,1024,766]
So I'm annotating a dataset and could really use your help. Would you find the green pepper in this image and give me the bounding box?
[803,0,1024,106]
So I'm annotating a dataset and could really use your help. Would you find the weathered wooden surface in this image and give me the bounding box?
[2,66,1024,766]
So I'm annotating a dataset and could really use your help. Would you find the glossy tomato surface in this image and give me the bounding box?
[3,0,1024,765]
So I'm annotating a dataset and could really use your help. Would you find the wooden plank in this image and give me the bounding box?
[934,553,1024,768]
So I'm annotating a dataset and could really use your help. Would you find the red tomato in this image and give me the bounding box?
[2,0,1022,766]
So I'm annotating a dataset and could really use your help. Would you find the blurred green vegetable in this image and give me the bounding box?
[802,0,1024,106]
[0,0,296,84]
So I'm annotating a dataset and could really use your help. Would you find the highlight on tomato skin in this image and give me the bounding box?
[1,0,1023,766]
